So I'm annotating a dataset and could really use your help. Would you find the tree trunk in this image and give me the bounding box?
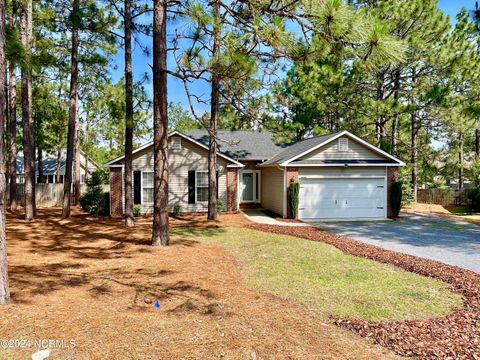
[0,0,11,305]
[208,0,221,221]
[410,68,418,203]
[74,92,80,205]
[152,0,169,246]
[475,129,479,159]
[458,133,464,190]
[391,69,401,154]
[62,0,80,219]
[20,0,34,221]
[55,149,61,183]
[124,0,134,227]
[37,147,43,183]
[8,0,17,211]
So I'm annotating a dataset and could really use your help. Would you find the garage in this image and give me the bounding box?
[298,171,386,220]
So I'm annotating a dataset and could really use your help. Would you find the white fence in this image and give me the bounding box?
[6,184,109,206]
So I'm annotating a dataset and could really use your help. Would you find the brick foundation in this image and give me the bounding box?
[285,167,299,219]
[227,168,238,212]
[387,167,399,218]
[110,167,123,217]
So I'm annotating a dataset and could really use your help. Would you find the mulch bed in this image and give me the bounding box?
[246,223,480,359]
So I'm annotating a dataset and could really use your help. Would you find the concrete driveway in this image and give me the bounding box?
[314,212,480,273]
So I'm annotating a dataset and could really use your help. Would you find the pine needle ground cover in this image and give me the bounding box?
[0,208,399,360]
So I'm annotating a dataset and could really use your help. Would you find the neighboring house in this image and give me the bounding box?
[106,130,405,220]
[15,150,100,184]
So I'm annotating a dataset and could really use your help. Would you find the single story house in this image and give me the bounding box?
[15,150,100,184]
[105,130,405,220]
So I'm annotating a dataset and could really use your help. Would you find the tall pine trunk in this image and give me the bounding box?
[410,68,418,203]
[37,146,43,182]
[0,0,10,305]
[124,0,134,227]
[458,133,464,190]
[62,0,80,218]
[8,0,17,211]
[391,69,401,154]
[20,0,34,221]
[55,149,61,183]
[208,0,220,221]
[152,0,169,246]
[475,129,479,159]
[74,92,80,205]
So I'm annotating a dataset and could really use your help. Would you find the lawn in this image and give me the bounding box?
[1,209,400,359]
[0,209,464,359]
[176,227,463,321]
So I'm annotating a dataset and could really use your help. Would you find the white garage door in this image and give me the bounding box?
[298,177,386,220]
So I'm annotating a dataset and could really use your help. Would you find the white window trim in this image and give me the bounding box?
[142,171,154,205]
[338,138,348,152]
[170,137,182,150]
[196,171,209,203]
[239,170,261,203]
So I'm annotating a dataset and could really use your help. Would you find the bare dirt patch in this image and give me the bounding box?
[0,208,397,359]
[247,222,480,359]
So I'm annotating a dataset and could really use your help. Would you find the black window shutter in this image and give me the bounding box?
[216,171,219,199]
[188,170,196,204]
[133,171,141,205]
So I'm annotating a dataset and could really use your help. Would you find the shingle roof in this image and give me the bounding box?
[260,132,341,166]
[15,155,66,174]
[184,130,290,161]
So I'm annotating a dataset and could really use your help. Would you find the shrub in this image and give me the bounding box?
[466,188,480,212]
[217,199,224,211]
[173,203,182,215]
[390,181,403,219]
[288,179,299,219]
[133,204,141,217]
[80,173,108,216]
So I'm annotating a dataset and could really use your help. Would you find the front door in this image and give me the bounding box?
[241,171,260,203]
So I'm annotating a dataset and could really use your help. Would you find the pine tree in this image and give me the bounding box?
[152,0,169,246]
[0,0,10,305]
[20,0,34,220]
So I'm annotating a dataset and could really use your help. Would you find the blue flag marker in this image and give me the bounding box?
[154,299,161,309]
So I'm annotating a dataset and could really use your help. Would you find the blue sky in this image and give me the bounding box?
[110,1,477,114]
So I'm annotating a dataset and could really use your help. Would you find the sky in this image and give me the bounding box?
[109,0,477,115]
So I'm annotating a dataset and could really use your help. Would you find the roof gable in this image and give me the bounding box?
[105,131,245,167]
[261,131,405,167]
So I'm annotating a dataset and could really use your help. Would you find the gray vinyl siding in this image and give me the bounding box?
[122,136,228,214]
[299,167,387,179]
[261,167,284,216]
[299,137,386,161]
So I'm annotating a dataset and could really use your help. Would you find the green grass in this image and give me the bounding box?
[447,205,472,215]
[172,227,463,321]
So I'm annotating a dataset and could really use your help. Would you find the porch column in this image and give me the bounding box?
[227,167,238,212]
[387,167,399,219]
[285,167,299,218]
[110,167,123,217]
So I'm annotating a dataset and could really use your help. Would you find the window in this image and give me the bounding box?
[170,137,181,150]
[196,171,208,202]
[338,138,349,152]
[18,176,24,184]
[81,174,86,184]
[142,172,154,204]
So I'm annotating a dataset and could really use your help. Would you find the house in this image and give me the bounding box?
[15,150,100,184]
[105,130,405,220]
